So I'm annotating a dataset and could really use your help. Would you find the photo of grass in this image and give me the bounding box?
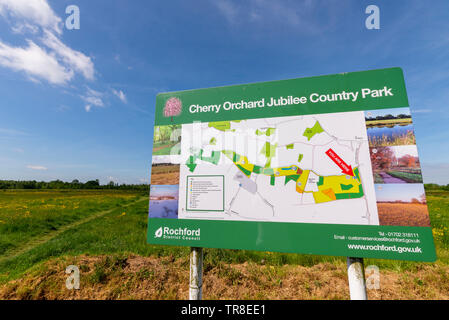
[150,163,180,185]
[375,184,431,227]
[152,125,182,156]
[149,185,179,219]
[370,145,423,183]
[365,108,416,147]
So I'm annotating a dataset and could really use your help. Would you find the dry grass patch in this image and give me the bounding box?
[1,255,448,300]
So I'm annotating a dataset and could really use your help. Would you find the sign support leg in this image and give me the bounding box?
[189,247,203,300]
[346,257,367,300]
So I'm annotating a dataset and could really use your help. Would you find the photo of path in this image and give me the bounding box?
[375,184,431,227]
[370,145,423,183]
[152,125,182,155]
[365,108,416,147]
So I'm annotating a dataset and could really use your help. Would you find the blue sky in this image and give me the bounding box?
[0,0,448,184]
[375,184,426,202]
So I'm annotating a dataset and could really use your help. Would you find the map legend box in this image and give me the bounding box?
[186,175,224,212]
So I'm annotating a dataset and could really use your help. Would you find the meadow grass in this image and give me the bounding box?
[0,190,142,257]
[368,130,416,147]
[0,189,448,284]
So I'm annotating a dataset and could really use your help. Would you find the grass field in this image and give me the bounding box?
[0,189,448,299]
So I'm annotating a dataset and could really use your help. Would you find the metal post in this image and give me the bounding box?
[346,257,367,300]
[189,247,203,300]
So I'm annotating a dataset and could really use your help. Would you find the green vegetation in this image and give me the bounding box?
[256,128,276,136]
[208,121,232,132]
[335,185,364,200]
[387,170,423,183]
[187,149,223,172]
[303,121,324,141]
[260,142,277,167]
[340,184,354,191]
[374,173,384,183]
[152,142,180,155]
[0,180,149,190]
[427,189,449,252]
[0,190,147,281]
[152,125,181,155]
[0,186,448,292]
[285,175,300,185]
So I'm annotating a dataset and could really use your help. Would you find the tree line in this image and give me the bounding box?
[424,184,449,191]
[365,113,411,121]
[0,179,447,191]
[0,180,149,191]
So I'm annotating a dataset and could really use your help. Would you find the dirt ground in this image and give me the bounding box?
[1,255,448,300]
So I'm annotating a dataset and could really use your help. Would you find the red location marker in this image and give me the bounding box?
[325,148,355,177]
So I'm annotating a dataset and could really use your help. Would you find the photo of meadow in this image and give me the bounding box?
[375,184,431,227]
[365,108,416,147]
[370,145,423,183]
[152,125,182,156]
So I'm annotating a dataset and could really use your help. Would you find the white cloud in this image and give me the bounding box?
[0,127,28,136]
[43,31,95,81]
[11,22,39,34]
[112,89,127,104]
[213,0,325,33]
[82,87,104,112]
[139,178,149,184]
[0,0,62,35]
[0,0,96,86]
[27,165,47,170]
[0,39,74,85]
[412,108,432,114]
[214,0,239,24]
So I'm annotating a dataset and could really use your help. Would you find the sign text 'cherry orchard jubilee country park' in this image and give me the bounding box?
[148,68,436,262]
[188,87,394,114]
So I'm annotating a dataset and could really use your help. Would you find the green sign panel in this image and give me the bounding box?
[148,67,436,262]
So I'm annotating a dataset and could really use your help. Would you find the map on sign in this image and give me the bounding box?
[178,111,379,225]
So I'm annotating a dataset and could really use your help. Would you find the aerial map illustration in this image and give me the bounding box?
[177,111,379,225]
